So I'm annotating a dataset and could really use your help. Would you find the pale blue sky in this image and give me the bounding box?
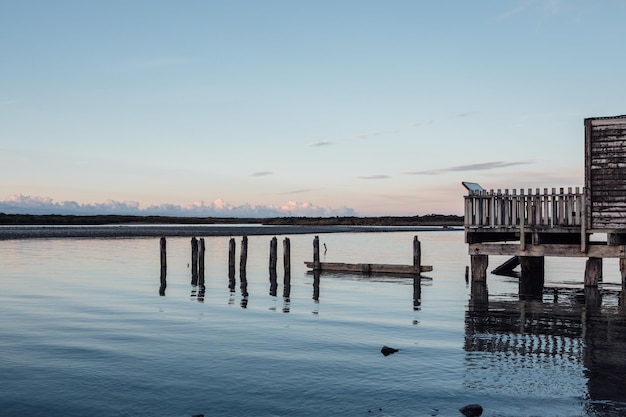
[1,0,625,217]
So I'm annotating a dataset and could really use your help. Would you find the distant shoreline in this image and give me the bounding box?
[0,213,464,239]
[0,224,461,240]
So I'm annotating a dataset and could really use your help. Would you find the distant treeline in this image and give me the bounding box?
[0,213,463,226]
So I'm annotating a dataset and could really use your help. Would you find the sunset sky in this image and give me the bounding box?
[1,0,625,217]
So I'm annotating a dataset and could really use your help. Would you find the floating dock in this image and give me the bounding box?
[304,261,432,276]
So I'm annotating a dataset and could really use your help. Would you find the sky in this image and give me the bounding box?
[1,0,626,217]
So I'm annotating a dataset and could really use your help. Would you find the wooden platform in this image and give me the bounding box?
[304,261,432,276]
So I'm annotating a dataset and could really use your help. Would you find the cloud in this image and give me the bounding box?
[404,161,533,175]
[353,130,400,140]
[0,194,356,217]
[280,189,313,195]
[310,141,333,147]
[250,171,274,177]
[358,175,391,180]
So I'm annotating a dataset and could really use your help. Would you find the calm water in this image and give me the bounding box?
[2,230,626,417]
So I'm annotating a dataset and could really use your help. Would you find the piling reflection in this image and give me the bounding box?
[159,266,167,296]
[413,277,422,311]
[312,269,320,302]
[240,269,249,308]
[465,281,626,413]
[269,268,278,296]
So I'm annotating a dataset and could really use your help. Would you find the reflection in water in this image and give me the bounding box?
[465,280,626,414]
[312,269,320,302]
[269,268,278,297]
[413,277,421,311]
[240,269,249,308]
[228,267,236,293]
[159,266,166,296]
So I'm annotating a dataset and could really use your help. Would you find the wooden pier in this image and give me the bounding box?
[465,115,626,297]
[304,235,432,277]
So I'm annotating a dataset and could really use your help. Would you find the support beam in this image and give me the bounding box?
[469,243,626,258]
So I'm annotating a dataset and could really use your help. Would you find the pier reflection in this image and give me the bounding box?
[465,281,626,412]
[240,269,249,308]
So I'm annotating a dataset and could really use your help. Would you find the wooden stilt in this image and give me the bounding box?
[159,237,167,296]
[198,238,205,288]
[519,256,545,299]
[240,236,248,273]
[228,238,236,291]
[269,237,277,296]
[313,236,320,270]
[191,237,199,286]
[413,236,421,275]
[584,257,602,286]
[470,254,489,282]
[269,237,277,271]
[283,237,291,298]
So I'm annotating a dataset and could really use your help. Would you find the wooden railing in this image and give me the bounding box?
[464,187,584,228]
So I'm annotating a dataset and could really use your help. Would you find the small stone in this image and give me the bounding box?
[380,345,399,356]
[459,404,483,417]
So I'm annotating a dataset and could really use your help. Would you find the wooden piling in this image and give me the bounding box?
[313,235,320,270]
[240,236,248,275]
[228,238,236,291]
[470,254,489,282]
[413,235,421,274]
[191,237,199,286]
[584,257,602,286]
[198,238,205,288]
[159,237,167,296]
[160,237,167,269]
[519,256,545,300]
[269,236,278,271]
[240,236,248,296]
[269,237,278,296]
[283,237,291,298]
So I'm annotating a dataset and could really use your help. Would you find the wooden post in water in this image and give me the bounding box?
[283,237,291,298]
[269,236,278,271]
[519,256,545,300]
[313,235,320,270]
[240,236,248,275]
[198,238,205,288]
[413,235,421,275]
[470,255,489,282]
[159,237,167,296]
[240,236,248,296]
[228,238,236,291]
[269,237,278,296]
[191,237,199,286]
[584,257,602,286]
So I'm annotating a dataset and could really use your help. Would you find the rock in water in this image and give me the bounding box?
[380,345,399,356]
[459,404,483,417]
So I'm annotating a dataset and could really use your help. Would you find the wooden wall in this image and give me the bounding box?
[585,115,626,229]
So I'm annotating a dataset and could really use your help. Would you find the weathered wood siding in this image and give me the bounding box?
[585,115,626,229]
